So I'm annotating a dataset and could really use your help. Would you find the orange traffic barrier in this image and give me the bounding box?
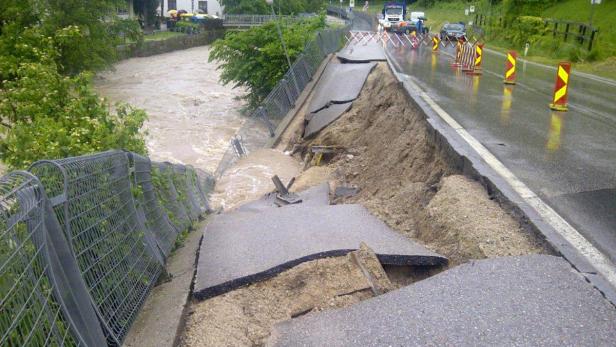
[432,35,440,52]
[461,42,474,72]
[466,43,484,75]
[504,51,517,84]
[549,62,571,111]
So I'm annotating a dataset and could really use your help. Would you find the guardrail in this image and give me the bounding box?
[1,150,212,346]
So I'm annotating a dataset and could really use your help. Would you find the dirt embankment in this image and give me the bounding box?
[288,63,549,265]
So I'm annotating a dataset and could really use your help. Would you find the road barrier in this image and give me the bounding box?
[549,62,571,112]
[2,150,212,346]
[432,35,440,52]
[466,43,484,76]
[451,41,463,67]
[461,42,476,73]
[504,51,518,85]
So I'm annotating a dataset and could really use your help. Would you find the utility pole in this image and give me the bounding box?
[589,0,598,27]
[266,0,300,96]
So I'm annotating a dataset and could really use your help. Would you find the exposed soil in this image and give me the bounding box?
[290,166,334,192]
[181,255,373,347]
[293,62,549,265]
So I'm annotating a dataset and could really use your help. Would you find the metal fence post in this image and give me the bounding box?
[281,78,295,107]
[258,106,276,137]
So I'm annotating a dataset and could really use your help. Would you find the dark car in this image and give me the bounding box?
[440,23,466,41]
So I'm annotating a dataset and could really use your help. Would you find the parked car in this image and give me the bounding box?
[440,23,466,41]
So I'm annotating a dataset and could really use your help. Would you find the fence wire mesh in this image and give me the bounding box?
[172,164,201,222]
[186,166,210,214]
[152,162,192,233]
[30,151,163,345]
[129,153,178,258]
[0,172,81,347]
[1,151,212,346]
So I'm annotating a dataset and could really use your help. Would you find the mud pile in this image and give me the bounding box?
[295,63,549,265]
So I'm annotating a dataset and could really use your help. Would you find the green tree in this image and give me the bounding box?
[0,1,148,169]
[209,15,326,108]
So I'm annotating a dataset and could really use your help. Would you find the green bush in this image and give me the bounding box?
[0,1,148,169]
[209,15,326,108]
[176,21,200,29]
[506,15,549,47]
[0,63,148,168]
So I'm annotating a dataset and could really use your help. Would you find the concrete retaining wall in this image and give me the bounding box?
[117,30,225,59]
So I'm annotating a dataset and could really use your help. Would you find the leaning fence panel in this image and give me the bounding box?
[186,166,209,214]
[0,171,107,346]
[30,150,163,346]
[172,164,201,221]
[0,172,80,346]
[152,162,192,232]
[128,153,179,257]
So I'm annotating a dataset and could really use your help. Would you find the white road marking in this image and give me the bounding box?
[385,50,616,289]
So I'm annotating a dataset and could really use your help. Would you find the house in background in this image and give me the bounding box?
[162,0,224,17]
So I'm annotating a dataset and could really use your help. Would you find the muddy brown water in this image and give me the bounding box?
[96,46,245,174]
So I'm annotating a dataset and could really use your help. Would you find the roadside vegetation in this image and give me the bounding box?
[221,0,325,15]
[0,1,148,169]
[210,15,327,108]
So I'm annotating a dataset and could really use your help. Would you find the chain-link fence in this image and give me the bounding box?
[1,151,212,346]
[214,24,352,178]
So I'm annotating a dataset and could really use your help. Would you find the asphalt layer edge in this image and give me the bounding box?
[383,50,616,306]
[192,249,446,300]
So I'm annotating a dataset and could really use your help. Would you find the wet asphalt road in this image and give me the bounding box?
[386,43,616,264]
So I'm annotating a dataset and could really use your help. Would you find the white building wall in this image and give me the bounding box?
[164,0,223,17]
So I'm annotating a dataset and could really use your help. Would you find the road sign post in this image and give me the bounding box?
[549,62,571,111]
[432,35,440,53]
[504,51,517,84]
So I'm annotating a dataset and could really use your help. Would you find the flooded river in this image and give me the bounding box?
[96,45,301,209]
[96,45,245,173]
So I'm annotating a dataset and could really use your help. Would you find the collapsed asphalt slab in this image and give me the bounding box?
[194,204,447,300]
[267,254,616,347]
[304,102,353,139]
[308,62,376,113]
[336,41,387,63]
[234,183,330,213]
